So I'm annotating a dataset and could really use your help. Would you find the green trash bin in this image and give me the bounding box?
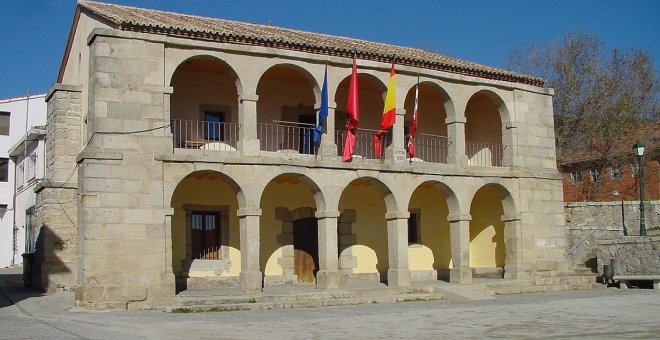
[22,253,34,287]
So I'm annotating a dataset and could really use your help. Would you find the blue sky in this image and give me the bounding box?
[1,0,658,99]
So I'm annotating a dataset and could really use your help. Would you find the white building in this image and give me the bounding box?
[0,94,47,268]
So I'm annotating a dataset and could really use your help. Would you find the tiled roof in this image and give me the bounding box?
[78,1,544,87]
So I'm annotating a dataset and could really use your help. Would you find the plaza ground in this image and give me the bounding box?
[1,266,658,339]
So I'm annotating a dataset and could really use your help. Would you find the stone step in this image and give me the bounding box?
[169,291,444,312]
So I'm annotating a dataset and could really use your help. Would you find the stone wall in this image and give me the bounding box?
[74,32,175,309]
[564,200,660,267]
[33,85,82,292]
[596,237,660,276]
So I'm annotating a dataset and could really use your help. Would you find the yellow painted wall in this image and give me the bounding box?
[171,70,239,122]
[170,173,240,276]
[339,182,388,274]
[469,186,505,267]
[465,94,502,144]
[256,78,315,124]
[404,85,447,137]
[335,75,385,131]
[260,179,316,275]
[409,185,452,270]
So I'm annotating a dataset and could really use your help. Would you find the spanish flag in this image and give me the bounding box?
[374,63,396,156]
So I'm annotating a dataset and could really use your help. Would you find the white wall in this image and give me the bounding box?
[0,94,47,267]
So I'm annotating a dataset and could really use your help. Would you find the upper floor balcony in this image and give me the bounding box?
[167,56,519,169]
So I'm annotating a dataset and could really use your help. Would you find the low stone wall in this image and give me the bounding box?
[596,237,660,276]
[564,200,660,268]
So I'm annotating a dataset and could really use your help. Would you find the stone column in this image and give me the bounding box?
[385,92,407,163]
[238,93,260,156]
[238,207,263,293]
[386,211,411,287]
[318,101,338,160]
[502,213,524,279]
[446,117,468,167]
[34,84,82,293]
[448,213,472,283]
[315,210,340,289]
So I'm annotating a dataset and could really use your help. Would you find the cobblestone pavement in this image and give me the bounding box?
[2,267,659,339]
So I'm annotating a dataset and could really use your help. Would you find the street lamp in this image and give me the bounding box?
[632,142,646,236]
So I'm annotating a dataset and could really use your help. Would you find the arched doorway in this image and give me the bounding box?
[170,56,240,151]
[408,181,455,281]
[170,170,241,291]
[469,184,511,278]
[338,177,393,284]
[293,217,319,283]
[335,73,387,159]
[256,64,317,154]
[260,174,321,285]
[403,82,452,163]
[465,91,505,167]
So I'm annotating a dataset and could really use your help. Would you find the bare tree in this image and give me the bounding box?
[508,33,659,163]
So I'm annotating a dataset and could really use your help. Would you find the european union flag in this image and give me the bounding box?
[313,65,329,144]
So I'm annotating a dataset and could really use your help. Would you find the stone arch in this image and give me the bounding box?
[465,90,509,166]
[256,63,319,121]
[403,81,454,163]
[254,64,320,153]
[407,180,458,279]
[259,173,323,284]
[169,170,244,289]
[334,72,388,129]
[468,182,515,274]
[337,176,397,282]
[169,56,243,150]
[169,54,243,96]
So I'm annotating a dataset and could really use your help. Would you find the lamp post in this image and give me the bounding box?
[632,142,646,236]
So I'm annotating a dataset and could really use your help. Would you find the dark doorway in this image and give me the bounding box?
[298,114,315,154]
[293,217,319,283]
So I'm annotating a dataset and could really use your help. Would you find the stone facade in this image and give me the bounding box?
[565,200,660,268]
[38,1,572,309]
[596,237,660,276]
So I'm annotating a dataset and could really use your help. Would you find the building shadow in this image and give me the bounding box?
[29,224,72,292]
[0,270,45,308]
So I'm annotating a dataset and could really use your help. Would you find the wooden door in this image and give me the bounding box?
[293,218,319,283]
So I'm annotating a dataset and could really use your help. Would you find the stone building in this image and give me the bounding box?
[38,1,569,309]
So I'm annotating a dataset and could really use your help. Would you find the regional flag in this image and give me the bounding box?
[374,63,396,156]
[407,78,419,159]
[342,58,359,161]
[313,65,329,144]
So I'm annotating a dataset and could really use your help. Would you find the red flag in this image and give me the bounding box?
[407,79,419,158]
[342,58,359,161]
[374,63,396,156]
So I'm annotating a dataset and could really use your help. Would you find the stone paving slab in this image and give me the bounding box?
[2,266,659,339]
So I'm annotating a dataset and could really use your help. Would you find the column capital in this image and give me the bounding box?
[447,213,471,222]
[385,211,410,220]
[237,208,262,217]
[315,210,341,219]
[445,117,466,125]
[501,213,522,222]
[239,93,259,102]
[317,101,337,110]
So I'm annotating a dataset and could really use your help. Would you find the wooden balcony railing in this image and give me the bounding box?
[171,119,239,151]
[466,142,506,167]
